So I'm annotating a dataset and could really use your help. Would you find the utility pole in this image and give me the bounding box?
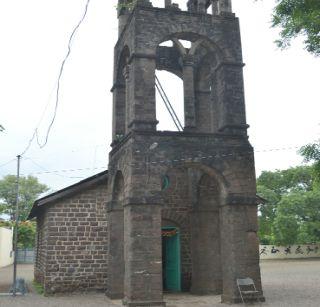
[12,155,21,296]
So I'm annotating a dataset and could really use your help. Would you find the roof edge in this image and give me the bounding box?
[28,170,108,220]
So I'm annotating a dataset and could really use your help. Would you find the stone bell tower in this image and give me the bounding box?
[106,0,264,305]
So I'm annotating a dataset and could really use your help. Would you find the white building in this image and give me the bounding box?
[0,226,13,268]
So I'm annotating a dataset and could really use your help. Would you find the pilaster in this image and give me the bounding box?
[123,203,165,307]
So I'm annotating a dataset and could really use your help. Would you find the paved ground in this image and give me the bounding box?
[0,259,320,306]
[0,264,34,293]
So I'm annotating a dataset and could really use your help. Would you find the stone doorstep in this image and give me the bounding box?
[106,292,124,300]
[123,300,166,307]
[221,294,265,304]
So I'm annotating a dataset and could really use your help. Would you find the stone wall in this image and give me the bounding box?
[260,244,320,260]
[35,183,108,294]
[34,214,48,283]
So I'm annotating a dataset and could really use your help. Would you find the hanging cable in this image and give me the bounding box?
[155,75,183,131]
[24,157,84,179]
[0,159,16,169]
[19,0,92,156]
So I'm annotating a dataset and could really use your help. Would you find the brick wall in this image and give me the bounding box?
[35,182,108,294]
[34,212,48,284]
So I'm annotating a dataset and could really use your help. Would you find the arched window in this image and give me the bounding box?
[155,70,184,131]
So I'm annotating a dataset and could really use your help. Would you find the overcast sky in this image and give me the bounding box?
[0,0,319,193]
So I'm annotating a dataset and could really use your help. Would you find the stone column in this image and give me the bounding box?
[187,0,196,13]
[127,56,158,132]
[123,203,165,307]
[213,62,248,135]
[164,0,171,8]
[218,0,232,13]
[136,0,153,7]
[194,88,212,132]
[117,1,130,35]
[197,0,207,13]
[190,210,222,294]
[220,198,264,303]
[183,55,196,130]
[211,0,219,15]
[106,203,124,299]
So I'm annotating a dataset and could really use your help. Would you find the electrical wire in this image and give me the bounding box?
[24,157,84,179]
[0,140,316,176]
[17,143,313,176]
[2,140,318,177]
[19,0,92,156]
[22,166,107,176]
[0,159,16,169]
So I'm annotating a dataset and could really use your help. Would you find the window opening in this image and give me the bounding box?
[207,3,212,14]
[159,40,173,47]
[155,70,184,131]
[155,76,183,131]
[150,0,165,8]
[178,39,192,49]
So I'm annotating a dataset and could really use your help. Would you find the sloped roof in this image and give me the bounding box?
[28,170,108,220]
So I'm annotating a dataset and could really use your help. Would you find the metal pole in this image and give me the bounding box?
[12,155,21,296]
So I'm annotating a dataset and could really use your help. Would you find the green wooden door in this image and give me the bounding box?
[162,227,181,292]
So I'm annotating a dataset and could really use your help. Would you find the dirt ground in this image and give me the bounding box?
[0,259,320,306]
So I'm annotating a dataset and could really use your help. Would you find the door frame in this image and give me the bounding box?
[162,226,181,292]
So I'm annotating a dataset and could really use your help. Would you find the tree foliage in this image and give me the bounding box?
[299,140,320,184]
[257,165,320,245]
[0,124,4,132]
[0,220,36,248]
[271,0,320,56]
[258,165,313,194]
[0,175,49,221]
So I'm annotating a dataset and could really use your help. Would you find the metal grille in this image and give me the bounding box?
[16,249,34,264]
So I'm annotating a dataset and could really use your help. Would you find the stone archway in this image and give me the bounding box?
[160,164,226,293]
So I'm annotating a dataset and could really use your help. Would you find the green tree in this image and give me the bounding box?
[257,165,317,244]
[271,0,320,56]
[17,221,37,248]
[257,165,313,195]
[299,140,320,184]
[257,185,280,244]
[0,220,36,248]
[275,190,320,244]
[0,175,49,221]
[0,124,4,132]
[273,213,299,245]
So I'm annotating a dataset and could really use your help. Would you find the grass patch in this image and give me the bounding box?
[32,280,44,295]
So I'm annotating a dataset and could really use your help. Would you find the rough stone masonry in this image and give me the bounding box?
[30,0,264,305]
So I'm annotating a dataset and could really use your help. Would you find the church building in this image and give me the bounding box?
[29,0,264,305]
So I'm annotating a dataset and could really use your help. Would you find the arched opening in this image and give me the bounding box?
[149,0,187,11]
[113,46,130,143]
[150,0,165,8]
[159,40,173,47]
[160,165,224,294]
[156,70,184,131]
[156,34,222,133]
